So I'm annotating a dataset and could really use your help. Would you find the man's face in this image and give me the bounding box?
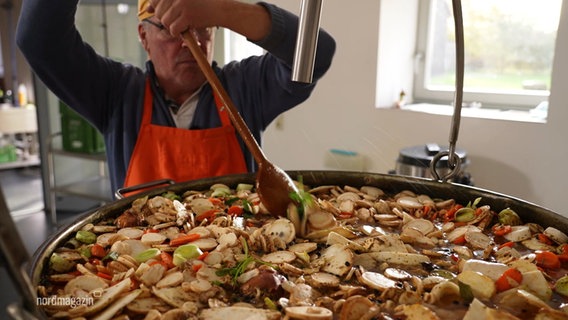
[138,18,215,102]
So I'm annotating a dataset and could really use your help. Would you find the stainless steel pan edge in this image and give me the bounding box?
[29,170,568,317]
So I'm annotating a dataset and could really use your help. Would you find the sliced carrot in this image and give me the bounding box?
[90,244,107,258]
[445,204,463,221]
[130,277,140,290]
[423,205,431,216]
[537,233,554,245]
[453,235,467,245]
[559,244,568,256]
[208,197,223,205]
[196,209,219,222]
[97,271,113,281]
[475,207,483,216]
[535,251,561,270]
[498,241,515,250]
[338,212,353,219]
[558,254,568,264]
[143,228,159,234]
[495,268,523,292]
[160,252,175,269]
[170,233,201,247]
[192,263,203,273]
[492,224,512,236]
[197,251,209,261]
[227,205,244,216]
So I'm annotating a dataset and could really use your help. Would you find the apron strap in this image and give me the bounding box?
[141,78,154,125]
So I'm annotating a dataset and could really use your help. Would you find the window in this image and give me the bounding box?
[414,0,562,113]
[222,29,264,64]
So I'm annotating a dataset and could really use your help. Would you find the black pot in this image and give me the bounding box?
[394,143,472,185]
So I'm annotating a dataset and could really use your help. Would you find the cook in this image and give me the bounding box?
[16,0,336,194]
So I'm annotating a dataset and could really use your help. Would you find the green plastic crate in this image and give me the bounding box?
[59,101,105,154]
[0,145,17,163]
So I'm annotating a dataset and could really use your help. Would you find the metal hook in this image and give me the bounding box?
[430,150,462,182]
[430,0,465,182]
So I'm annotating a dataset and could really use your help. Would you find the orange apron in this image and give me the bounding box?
[123,78,247,188]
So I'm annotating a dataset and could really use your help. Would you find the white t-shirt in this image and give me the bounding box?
[169,87,202,128]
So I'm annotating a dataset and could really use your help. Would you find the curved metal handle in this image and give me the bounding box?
[430,0,464,182]
[115,179,175,199]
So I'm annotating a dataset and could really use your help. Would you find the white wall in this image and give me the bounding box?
[263,0,568,216]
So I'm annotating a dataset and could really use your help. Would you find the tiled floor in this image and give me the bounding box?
[0,167,98,319]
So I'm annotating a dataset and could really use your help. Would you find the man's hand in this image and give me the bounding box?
[147,0,270,41]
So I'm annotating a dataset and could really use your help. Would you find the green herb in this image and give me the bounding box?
[102,251,119,262]
[225,197,240,206]
[242,199,253,213]
[225,198,253,214]
[466,197,482,209]
[264,297,277,310]
[458,281,474,303]
[215,238,274,285]
[288,175,313,220]
[162,191,181,201]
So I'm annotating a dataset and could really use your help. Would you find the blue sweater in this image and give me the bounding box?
[16,0,335,194]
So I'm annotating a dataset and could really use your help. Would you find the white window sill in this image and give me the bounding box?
[399,103,547,124]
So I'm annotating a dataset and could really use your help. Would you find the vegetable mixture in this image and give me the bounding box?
[38,182,568,319]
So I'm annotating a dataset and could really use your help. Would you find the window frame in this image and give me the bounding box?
[412,0,557,111]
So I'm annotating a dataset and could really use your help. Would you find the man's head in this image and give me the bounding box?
[137,0,215,104]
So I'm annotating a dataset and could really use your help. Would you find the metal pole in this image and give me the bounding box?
[291,0,323,83]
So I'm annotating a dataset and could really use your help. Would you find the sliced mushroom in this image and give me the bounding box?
[339,295,380,320]
[362,251,430,266]
[288,242,318,254]
[262,250,296,264]
[156,271,184,288]
[285,306,333,320]
[126,297,171,314]
[141,232,167,245]
[199,306,281,320]
[503,226,532,242]
[326,231,367,252]
[308,210,337,230]
[397,196,423,210]
[360,186,384,199]
[93,289,142,320]
[152,286,199,308]
[264,218,296,244]
[543,227,568,244]
[395,303,441,320]
[64,274,109,295]
[358,270,399,292]
[306,272,340,288]
[403,218,435,235]
[190,238,219,251]
[384,268,412,281]
[464,231,492,249]
[117,227,145,239]
[320,244,354,276]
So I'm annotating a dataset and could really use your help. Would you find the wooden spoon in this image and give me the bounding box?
[181,32,299,216]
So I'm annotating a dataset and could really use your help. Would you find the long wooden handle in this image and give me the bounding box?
[181,32,266,164]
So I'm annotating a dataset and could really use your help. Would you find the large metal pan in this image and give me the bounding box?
[28,170,568,317]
